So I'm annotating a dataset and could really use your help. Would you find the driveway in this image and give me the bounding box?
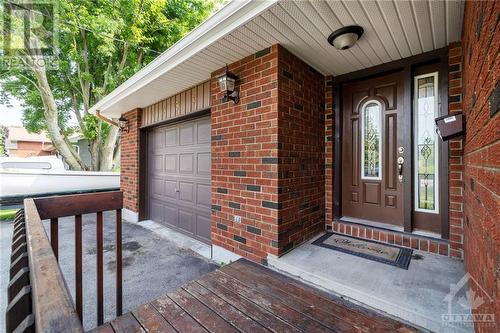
[1,212,218,331]
[0,220,13,333]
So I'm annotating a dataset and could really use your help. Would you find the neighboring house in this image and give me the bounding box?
[5,127,96,169]
[5,126,56,157]
[90,1,498,331]
[67,134,92,168]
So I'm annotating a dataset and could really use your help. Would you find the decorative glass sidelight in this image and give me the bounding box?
[414,73,439,213]
[361,100,382,180]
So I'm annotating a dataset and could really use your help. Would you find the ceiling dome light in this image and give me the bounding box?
[328,25,364,50]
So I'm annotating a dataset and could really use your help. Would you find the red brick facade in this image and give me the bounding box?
[211,45,280,263]
[120,108,141,213]
[211,45,325,263]
[325,76,334,223]
[277,46,325,254]
[461,1,499,331]
[448,42,465,258]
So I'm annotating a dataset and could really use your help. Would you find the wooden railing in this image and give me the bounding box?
[5,191,123,333]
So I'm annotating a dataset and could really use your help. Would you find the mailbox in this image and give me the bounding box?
[435,113,464,141]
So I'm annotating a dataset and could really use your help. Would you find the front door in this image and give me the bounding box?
[341,71,407,227]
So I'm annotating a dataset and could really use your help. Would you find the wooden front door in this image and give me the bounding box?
[341,72,408,226]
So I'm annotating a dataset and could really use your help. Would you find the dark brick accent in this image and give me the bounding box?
[294,103,303,111]
[246,226,261,235]
[211,205,222,211]
[234,171,246,177]
[217,187,228,194]
[247,101,261,110]
[211,135,223,141]
[229,202,240,209]
[246,185,261,192]
[449,63,461,73]
[282,69,293,80]
[489,83,499,117]
[217,223,228,231]
[262,157,279,164]
[449,95,462,103]
[228,151,241,157]
[233,235,246,244]
[255,47,271,58]
[262,201,281,210]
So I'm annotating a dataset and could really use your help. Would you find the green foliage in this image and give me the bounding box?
[0,209,18,221]
[0,124,7,156]
[0,0,222,169]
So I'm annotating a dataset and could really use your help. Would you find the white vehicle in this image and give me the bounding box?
[0,156,119,201]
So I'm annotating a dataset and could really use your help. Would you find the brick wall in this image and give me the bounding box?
[448,43,465,258]
[325,76,334,223]
[461,1,499,331]
[277,46,325,253]
[9,141,54,157]
[211,45,280,263]
[120,108,141,213]
[211,44,325,262]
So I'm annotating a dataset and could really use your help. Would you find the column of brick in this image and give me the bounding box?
[461,1,499,332]
[120,108,141,214]
[448,42,465,259]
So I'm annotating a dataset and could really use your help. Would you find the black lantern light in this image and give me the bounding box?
[218,65,239,103]
[118,115,129,133]
[328,25,364,50]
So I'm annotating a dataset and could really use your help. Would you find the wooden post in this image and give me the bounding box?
[116,209,123,317]
[50,218,58,260]
[96,212,104,325]
[75,215,83,321]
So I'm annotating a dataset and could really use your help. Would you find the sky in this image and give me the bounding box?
[0,95,23,127]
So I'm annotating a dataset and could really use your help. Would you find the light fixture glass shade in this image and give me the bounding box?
[327,25,364,50]
[332,32,360,50]
[218,75,235,93]
[118,116,128,130]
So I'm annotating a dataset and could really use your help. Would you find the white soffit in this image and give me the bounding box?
[92,0,465,118]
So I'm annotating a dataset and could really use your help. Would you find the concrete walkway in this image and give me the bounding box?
[268,233,473,333]
[38,213,218,331]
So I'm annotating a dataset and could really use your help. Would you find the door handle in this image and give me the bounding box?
[397,156,404,182]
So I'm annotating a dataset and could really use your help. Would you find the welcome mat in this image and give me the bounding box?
[312,232,413,269]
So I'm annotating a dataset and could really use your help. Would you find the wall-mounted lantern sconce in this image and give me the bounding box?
[218,65,239,104]
[118,115,129,133]
[328,25,364,50]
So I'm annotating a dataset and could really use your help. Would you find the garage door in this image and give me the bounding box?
[148,116,211,244]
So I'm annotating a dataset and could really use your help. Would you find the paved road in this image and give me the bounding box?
[1,213,218,331]
[0,220,13,333]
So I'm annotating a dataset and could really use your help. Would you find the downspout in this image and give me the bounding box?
[96,111,118,127]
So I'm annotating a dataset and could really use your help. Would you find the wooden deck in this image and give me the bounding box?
[91,259,418,333]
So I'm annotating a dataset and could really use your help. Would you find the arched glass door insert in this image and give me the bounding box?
[361,100,382,180]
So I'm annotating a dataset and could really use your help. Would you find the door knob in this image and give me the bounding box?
[397,156,404,182]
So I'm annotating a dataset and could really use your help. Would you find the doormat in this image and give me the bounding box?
[312,232,413,269]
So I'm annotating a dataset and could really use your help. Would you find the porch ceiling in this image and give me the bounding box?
[91,0,465,118]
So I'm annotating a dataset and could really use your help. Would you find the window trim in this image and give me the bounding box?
[360,99,383,181]
[413,72,440,214]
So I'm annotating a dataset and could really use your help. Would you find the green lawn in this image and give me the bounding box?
[0,209,18,221]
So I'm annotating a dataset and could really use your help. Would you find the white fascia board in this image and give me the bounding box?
[90,0,278,116]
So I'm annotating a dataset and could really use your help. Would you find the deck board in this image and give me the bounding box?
[92,259,419,333]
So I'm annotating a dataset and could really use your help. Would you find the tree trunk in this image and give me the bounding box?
[99,125,119,171]
[29,61,86,170]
